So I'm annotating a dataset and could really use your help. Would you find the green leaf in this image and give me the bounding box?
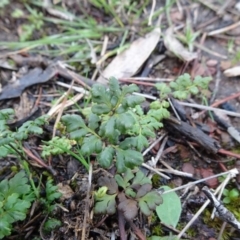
[88,113,100,130]
[119,137,137,150]
[122,95,145,108]
[81,135,102,155]
[155,83,171,98]
[116,112,135,130]
[109,77,121,98]
[122,84,139,95]
[43,218,62,232]
[139,191,162,216]
[156,186,182,228]
[132,171,151,186]
[189,85,199,95]
[172,90,188,100]
[136,135,148,151]
[70,128,88,139]
[61,114,86,131]
[194,76,211,89]
[92,104,111,114]
[104,117,116,138]
[94,193,117,215]
[115,169,134,189]
[97,146,115,168]
[41,137,74,158]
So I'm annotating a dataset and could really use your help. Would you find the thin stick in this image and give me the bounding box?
[148,0,156,26]
[178,101,240,118]
[143,134,166,156]
[142,163,170,180]
[208,21,240,36]
[153,136,168,166]
[193,91,240,118]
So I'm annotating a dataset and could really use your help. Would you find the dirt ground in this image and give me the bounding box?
[1,1,240,240]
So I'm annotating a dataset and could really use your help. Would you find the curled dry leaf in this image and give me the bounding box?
[224,66,240,77]
[97,27,161,84]
[164,28,198,62]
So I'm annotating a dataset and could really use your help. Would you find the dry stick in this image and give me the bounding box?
[53,80,74,138]
[202,186,240,231]
[194,42,228,59]
[178,101,240,118]
[143,134,166,156]
[210,62,221,104]
[81,164,93,240]
[128,221,146,240]
[156,158,193,178]
[218,222,227,240]
[153,135,168,166]
[22,147,57,176]
[208,21,240,36]
[193,91,240,118]
[55,81,89,95]
[142,163,170,180]
[119,77,173,82]
[118,208,127,240]
[196,16,219,30]
[168,97,181,121]
[176,169,238,239]
[148,0,156,26]
[119,78,155,86]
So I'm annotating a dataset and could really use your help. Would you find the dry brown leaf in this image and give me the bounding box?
[97,27,161,84]
[164,28,198,62]
[224,66,240,77]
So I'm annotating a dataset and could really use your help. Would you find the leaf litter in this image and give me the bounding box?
[1,1,240,239]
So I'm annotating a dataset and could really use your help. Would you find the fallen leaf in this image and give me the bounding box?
[0,66,57,100]
[57,183,74,201]
[97,27,161,84]
[164,28,198,62]
[224,66,240,77]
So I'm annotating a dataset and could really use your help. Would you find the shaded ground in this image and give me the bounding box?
[1,1,240,240]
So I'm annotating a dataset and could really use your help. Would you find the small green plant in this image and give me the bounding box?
[0,108,47,159]
[59,77,161,172]
[94,168,162,220]
[40,75,211,173]
[0,171,35,239]
[11,4,44,41]
[222,188,239,204]
[177,23,200,52]
[148,73,211,121]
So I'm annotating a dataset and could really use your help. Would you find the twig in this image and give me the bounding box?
[81,164,92,240]
[176,169,239,239]
[193,91,240,118]
[118,208,127,240]
[119,77,173,82]
[148,0,156,26]
[208,21,240,36]
[142,163,170,180]
[128,220,146,240]
[218,222,227,240]
[202,186,240,231]
[153,136,168,166]
[194,42,227,59]
[161,168,239,195]
[157,158,193,178]
[142,134,166,156]
[168,97,181,121]
[178,101,240,118]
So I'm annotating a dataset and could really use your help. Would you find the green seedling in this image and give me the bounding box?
[177,23,200,52]
[0,171,35,239]
[94,168,162,220]
[223,188,239,204]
